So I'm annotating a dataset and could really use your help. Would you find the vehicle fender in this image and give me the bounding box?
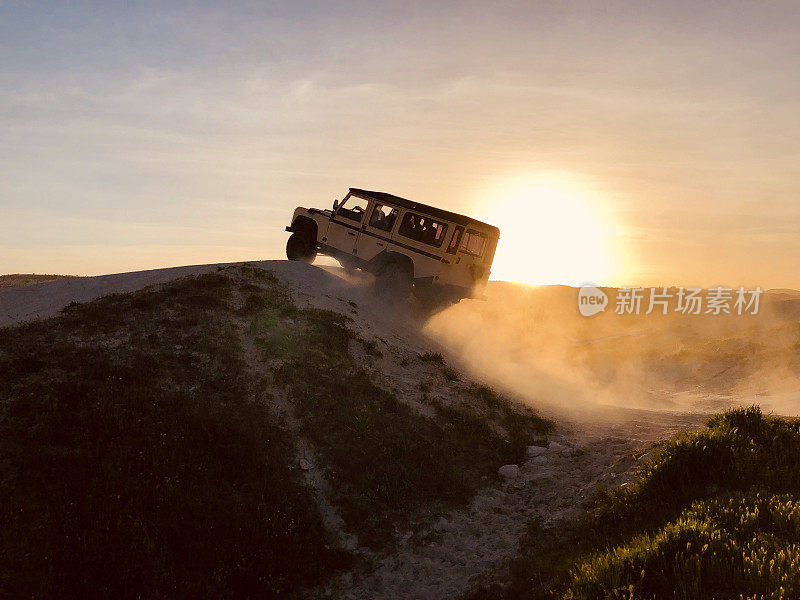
[287,215,319,241]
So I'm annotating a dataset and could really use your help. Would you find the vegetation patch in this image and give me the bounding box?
[255,299,552,548]
[418,351,446,365]
[468,384,551,456]
[569,491,800,600]
[479,406,800,599]
[442,365,461,381]
[0,270,345,600]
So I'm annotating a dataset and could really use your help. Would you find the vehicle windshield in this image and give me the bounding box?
[337,196,368,222]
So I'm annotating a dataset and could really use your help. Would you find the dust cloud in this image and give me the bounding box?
[424,282,800,420]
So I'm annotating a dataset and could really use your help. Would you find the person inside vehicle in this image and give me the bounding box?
[385,208,398,230]
[372,209,387,229]
[370,204,398,231]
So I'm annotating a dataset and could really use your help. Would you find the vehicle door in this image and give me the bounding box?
[354,202,399,261]
[439,225,470,287]
[325,194,368,256]
[456,228,491,287]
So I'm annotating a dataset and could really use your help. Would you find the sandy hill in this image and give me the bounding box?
[0,262,603,599]
[2,261,798,599]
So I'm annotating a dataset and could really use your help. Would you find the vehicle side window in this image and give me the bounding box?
[446,226,464,255]
[461,229,487,257]
[369,203,398,232]
[398,212,448,248]
[337,197,368,223]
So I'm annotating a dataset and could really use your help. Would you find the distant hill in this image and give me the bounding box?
[0,273,74,288]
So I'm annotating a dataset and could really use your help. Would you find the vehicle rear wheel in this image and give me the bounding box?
[286,232,317,263]
[375,262,412,299]
[413,285,460,312]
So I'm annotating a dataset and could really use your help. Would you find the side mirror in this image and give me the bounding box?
[332,199,339,212]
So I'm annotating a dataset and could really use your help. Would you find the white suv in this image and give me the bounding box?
[285,188,499,303]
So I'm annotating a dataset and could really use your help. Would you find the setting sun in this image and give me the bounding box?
[478,175,624,286]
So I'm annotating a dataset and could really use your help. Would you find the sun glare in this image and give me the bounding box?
[479,175,622,286]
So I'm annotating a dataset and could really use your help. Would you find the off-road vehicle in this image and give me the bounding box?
[285,188,499,303]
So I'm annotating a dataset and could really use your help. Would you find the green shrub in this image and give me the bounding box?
[585,406,800,546]
[569,492,800,600]
[493,407,800,600]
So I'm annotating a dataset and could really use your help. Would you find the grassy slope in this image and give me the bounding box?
[0,269,343,599]
[246,269,553,547]
[473,406,800,600]
[0,265,553,598]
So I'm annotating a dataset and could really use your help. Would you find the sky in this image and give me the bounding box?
[1,1,799,288]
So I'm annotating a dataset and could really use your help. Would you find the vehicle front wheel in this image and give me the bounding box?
[286,232,317,263]
[375,262,412,299]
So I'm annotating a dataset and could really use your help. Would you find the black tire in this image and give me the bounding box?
[286,232,317,263]
[375,261,412,299]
